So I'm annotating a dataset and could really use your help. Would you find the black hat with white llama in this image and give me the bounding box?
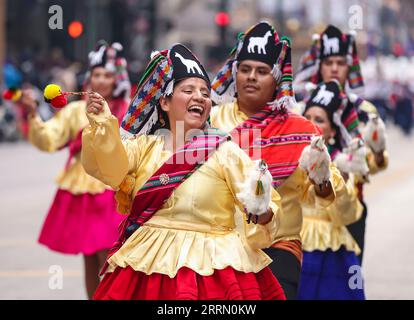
[236,22,281,67]
[169,44,210,88]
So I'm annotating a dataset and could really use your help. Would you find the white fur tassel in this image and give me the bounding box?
[136,107,159,136]
[305,82,318,93]
[268,95,297,112]
[334,138,369,178]
[112,42,123,51]
[348,93,359,103]
[362,113,387,153]
[163,79,175,97]
[299,136,332,185]
[150,50,160,59]
[271,64,282,82]
[236,160,273,216]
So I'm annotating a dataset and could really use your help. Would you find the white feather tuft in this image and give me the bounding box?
[348,93,359,103]
[305,82,317,93]
[112,42,123,51]
[348,30,357,37]
[334,138,369,177]
[362,113,387,153]
[151,50,160,59]
[163,79,175,97]
[236,160,273,216]
[299,135,332,185]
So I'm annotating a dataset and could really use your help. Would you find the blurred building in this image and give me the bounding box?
[2,0,414,87]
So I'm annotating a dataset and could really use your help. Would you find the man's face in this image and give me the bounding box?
[320,56,349,87]
[236,60,277,110]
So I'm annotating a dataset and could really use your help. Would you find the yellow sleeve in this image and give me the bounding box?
[328,174,364,226]
[28,107,72,152]
[81,101,140,189]
[367,149,389,174]
[216,142,281,249]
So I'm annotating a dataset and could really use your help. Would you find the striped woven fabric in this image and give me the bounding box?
[232,106,322,188]
[121,51,172,135]
[100,129,230,274]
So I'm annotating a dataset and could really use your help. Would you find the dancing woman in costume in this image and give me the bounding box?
[20,41,130,299]
[82,44,286,300]
[298,80,365,300]
[295,25,389,264]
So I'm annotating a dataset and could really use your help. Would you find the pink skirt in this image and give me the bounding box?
[38,189,124,255]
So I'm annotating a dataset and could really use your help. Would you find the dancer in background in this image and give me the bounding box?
[298,80,365,300]
[295,25,389,263]
[19,41,130,299]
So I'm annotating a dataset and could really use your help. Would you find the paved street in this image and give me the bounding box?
[0,124,413,300]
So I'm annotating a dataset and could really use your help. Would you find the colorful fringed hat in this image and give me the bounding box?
[85,40,131,100]
[304,80,361,148]
[294,25,364,91]
[211,21,295,111]
[120,43,210,138]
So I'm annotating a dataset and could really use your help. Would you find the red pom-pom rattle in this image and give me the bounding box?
[43,84,90,109]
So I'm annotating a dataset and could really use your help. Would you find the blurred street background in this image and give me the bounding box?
[0,0,413,299]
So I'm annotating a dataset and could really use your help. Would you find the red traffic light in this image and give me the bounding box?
[68,21,83,38]
[215,12,229,27]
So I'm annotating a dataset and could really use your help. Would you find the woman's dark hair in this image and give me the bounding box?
[149,103,171,134]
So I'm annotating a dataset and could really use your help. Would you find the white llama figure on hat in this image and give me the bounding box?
[174,52,203,75]
[323,34,340,55]
[247,30,272,55]
[312,84,335,106]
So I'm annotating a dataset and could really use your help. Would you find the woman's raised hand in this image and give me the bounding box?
[86,92,106,115]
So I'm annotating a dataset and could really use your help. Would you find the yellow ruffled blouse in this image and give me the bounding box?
[210,101,352,244]
[28,100,110,194]
[81,102,282,277]
[300,175,363,254]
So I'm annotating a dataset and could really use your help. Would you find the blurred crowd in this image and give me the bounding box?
[2,0,414,142]
[1,53,413,143]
